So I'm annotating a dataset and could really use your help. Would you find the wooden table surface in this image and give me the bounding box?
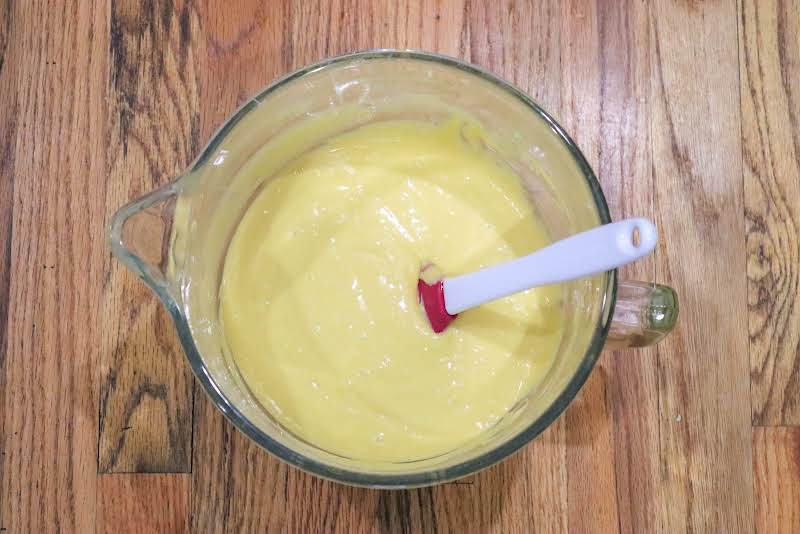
[1,1,799,532]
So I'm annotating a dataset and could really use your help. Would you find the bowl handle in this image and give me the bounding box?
[605,281,679,349]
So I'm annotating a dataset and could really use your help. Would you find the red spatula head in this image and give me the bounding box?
[417,278,458,333]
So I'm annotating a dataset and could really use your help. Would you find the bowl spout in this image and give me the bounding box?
[108,184,178,291]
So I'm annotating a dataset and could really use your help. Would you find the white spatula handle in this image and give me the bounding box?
[442,218,658,315]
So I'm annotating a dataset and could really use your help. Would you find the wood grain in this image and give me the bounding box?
[466,0,562,112]
[191,393,291,533]
[565,371,620,534]
[650,0,754,531]
[740,0,800,426]
[0,1,109,532]
[189,2,292,531]
[285,426,568,534]
[0,0,17,527]
[752,427,800,533]
[99,0,199,473]
[288,0,468,65]
[559,2,631,532]
[195,416,568,534]
[589,3,664,533]
[97,474,189,534]
[0,0,797,532]
[197,0,290,138]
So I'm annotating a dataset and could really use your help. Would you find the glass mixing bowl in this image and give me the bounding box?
[109,50,677,488]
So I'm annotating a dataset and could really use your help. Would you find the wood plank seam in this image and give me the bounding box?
[0,0,17,528]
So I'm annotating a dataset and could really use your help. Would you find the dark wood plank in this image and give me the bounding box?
[99,0,200,473]
[739,0,800,425]
[0,1,108,532]
[97,474,189,534]
[649,0,753,531]
[752,427,800,533]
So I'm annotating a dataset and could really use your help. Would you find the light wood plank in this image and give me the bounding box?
[99,0,200,473]
[565,372,620,534]
[558,2,621,532]
[739,0,800,425]
[197,0,291,137]
[595,2,663,532]
[97,474,189,534]
[288,0,467,65]
[559,2,664,533]
[466,0,562,112]
[0,1,108,532]
[649,0,753,531]
[191,396,290,533]
[753,427,800,533]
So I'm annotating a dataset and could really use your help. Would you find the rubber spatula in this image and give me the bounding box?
[418,218,658,333]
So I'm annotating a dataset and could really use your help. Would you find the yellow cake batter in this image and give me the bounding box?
[220,119,564,462]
